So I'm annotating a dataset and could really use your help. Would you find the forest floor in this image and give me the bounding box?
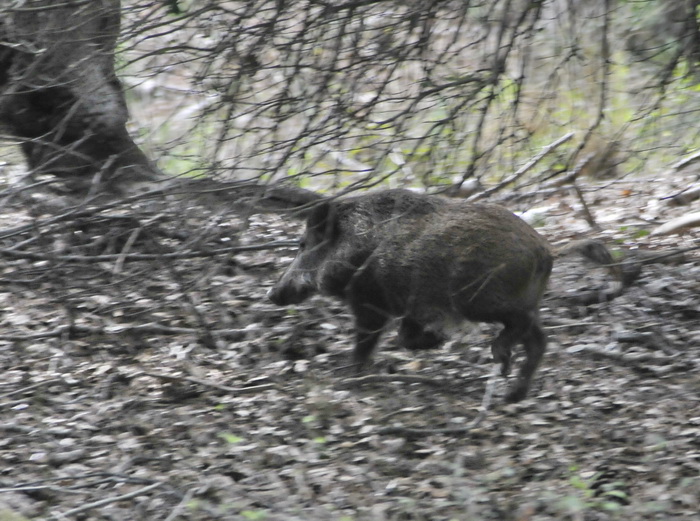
[0,171,699,521]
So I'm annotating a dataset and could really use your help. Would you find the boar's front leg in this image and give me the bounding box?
[350,303,389,370]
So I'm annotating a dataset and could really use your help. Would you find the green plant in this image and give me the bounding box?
[557,466,629,518]
[218,433,245,444]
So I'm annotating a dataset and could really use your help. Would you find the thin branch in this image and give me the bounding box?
[51,482,164,520]
[576,346,694,376]
[137,372,278,395]
[339,374,452,387]
[0,378,62,399]
[572,183,600,231]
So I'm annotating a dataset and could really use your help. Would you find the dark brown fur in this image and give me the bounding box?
[268,189,553,402]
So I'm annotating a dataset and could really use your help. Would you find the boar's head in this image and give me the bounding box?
[267,200,339,306]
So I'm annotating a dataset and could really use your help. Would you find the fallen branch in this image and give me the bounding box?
[375,406,429,423]
[651,212,700,236]
[339,374,450,387]
[575,346,695,374]
[0,323,249,341]
[0,378,62,399]
[664,150,700,172]
[662,185,700,206]
[0,423,34,433]
[625,247,694,265]
[136,371,278,395]
[0,239,295,263]
[0,179,319,242]
[51,481,163,520]
[469,132,574,201]
[544,318,607,330]
[0,484,81,494]
[375,366,500,437]
[0,183,175,242]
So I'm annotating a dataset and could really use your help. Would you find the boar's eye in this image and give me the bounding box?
[299,238,307,250]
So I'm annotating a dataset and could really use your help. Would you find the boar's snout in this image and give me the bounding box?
[267,279,314,306]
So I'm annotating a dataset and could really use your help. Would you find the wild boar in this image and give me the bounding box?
[268,189,552,402]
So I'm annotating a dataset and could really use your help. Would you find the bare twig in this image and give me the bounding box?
[540,152,595,189]
[662,184,700,206]
[164,487,196,521]
[661,150,700,176]
[113,226,143,274]
[572,183,600,230]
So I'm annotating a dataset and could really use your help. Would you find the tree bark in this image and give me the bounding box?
[0,0,160,196]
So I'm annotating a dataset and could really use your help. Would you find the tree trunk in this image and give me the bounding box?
[0,0,160,196]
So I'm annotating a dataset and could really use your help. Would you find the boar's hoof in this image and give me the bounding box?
[402,330,445,351]
[504,382,529,403]
[398,318,445,350]
[500,359,512,377]
[492,354,512,377]
[349,357,371,375]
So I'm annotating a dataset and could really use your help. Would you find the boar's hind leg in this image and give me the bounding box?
[351,305,390,371]
[491,320,528,377]
[398,317,444,350]
[504,319,547,403]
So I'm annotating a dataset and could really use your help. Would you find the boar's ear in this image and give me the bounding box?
[307,200,339,244]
